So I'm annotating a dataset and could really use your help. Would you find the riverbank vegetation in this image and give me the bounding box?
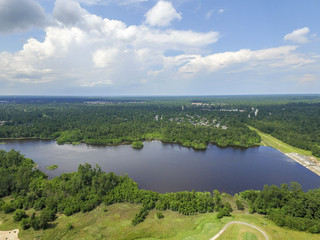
[1,149,320,237]
[0,95,319,154]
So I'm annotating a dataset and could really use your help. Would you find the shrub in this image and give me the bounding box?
[66,222,74,230]
[21,218,31,230]
[13,209,28,222]
[156,212,164,219]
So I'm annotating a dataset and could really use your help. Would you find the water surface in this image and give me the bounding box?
[1,140,320,194]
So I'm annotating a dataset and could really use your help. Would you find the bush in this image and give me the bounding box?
[235,199,244,210]
[2,203,15,213]
[156,212,164,219]
[64,207,73,216]
[217,206,231,219]
[30,217,40,230]
[66,222,74,230]
[21,218,31,230]
[308,224,320,234]
[13,209,28,222]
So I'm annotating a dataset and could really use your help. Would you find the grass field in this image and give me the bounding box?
[1,203,320,240]
[248,125,313,156]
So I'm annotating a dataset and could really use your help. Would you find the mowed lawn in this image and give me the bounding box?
[1,203,320,240]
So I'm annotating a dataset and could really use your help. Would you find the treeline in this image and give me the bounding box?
[241,183,320,233]
[1,149,320,234]
[0,101,260,149]
[247,102,320,157]
[1,96,319,153]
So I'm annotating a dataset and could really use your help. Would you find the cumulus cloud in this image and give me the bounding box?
[145,1,181,27]
[0,0,219,89]
[177,46,315,74]
[0,0,318,95]
[0,0,50,34]
[284,27,310,44]
[93,48,119,68]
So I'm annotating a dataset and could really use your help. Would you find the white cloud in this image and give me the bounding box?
[81,80,113,87]
[145,1,181,27]
[0,0,50,34]
[299,74,317,84]
[93,48,119,68]
[0,0,318,95]
[178,46,315,74]
[284,27,310,44]
[0,1,218,89]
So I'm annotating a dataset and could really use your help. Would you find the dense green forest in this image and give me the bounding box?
[246,102,320,157]
[1,149,320,233]
[0,96,262,150]
[0,95,319,154]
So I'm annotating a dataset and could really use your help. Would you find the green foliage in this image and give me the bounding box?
[235,198,245,210]
[66,222,74,230]
[46,164,58,170]
[21,218,31,230]
[132,141,143,149]
[247,102,320,155]
[13,209,28,222]
[2,202,15,213]
[0,97,263,149]
[132,206,149,226]
[242,183,320,232]
[156,211,164,219]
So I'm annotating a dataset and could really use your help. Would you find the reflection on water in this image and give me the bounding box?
[1,140,320,194]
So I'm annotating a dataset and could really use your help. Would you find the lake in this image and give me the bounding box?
[1,140,320,194]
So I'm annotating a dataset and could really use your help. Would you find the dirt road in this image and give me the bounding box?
[209,221,269,240]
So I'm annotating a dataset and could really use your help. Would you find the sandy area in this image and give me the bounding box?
[285,153,320,176]
[0,229,19,240]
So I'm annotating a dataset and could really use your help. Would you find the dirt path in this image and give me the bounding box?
[0,229,20,240]
[209,221,269,240]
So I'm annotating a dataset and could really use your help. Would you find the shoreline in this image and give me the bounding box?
[2,136,320,177]
[284,152,320,176]
[0,137,255,151]
[247,125,320,177]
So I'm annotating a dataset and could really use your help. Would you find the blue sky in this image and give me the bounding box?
[0,0,319,96]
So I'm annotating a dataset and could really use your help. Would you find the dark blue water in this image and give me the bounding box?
[1,140,320,194]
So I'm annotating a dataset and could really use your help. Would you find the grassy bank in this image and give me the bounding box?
[248,125,313,156]
[1,203,319,240]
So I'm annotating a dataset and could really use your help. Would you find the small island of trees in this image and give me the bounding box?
[46,164,58,170]
[132,141,144,149]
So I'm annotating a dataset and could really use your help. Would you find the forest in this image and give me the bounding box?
[0,96,262,150]
[1,149,320,233]
[0,95,319,154]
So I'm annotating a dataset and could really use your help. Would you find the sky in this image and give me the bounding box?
[0,0,319,96]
